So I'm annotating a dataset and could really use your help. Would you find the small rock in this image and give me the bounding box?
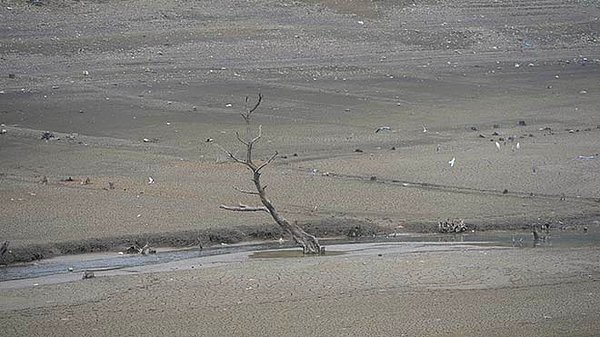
[354,149,363,153]
[518,120,526,126]
[41,131,55,140]
[82,271,95,279]
[502,189,508,194]
[8,74,15,79]
[370,176,377,181]
[493,124,500,128]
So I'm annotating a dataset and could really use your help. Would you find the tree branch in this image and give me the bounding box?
[213,143,250,167]
[233,186,261,195]
[220,204,269,213]
[248,93,262,114]
[256,151,279,172]
[235,131,249,146]
[249,125,262,145]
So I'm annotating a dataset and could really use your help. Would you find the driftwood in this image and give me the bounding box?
[217,94,323,254]
[125,242,156,255]
[0,241,9,263]
[0,241,8,257]
[438,219,467,233]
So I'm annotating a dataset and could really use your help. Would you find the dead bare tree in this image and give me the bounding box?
[217,94,323,254]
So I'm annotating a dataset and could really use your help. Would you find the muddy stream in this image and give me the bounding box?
[1,230,596,290]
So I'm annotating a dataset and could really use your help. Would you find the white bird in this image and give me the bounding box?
[278,237,285,245]
[495,141,501,151]
[148,176,155,184]
[516,142,520,150]
[375,126,392,133]
[422,124,428,133]
[448,157,456,167]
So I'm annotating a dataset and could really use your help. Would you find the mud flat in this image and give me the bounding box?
[1,0,600,334]
[1,242,599,336]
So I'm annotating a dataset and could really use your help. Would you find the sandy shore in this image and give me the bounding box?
[1,243,599,336]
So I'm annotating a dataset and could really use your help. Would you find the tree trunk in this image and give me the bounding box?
[253,172,323,254]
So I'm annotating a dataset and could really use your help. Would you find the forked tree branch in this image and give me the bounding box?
[256,151,279,172]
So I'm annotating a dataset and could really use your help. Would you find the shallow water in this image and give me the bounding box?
[0,229,596,285]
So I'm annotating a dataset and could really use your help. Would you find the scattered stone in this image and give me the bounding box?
[518,120,526,126]
[41,131,55,140]
[375,126,392,133]
[438,219,467,233]
[82,271,95,279]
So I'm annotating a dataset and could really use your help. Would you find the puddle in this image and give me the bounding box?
[250,249,346,259]
[0,229,596,289]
